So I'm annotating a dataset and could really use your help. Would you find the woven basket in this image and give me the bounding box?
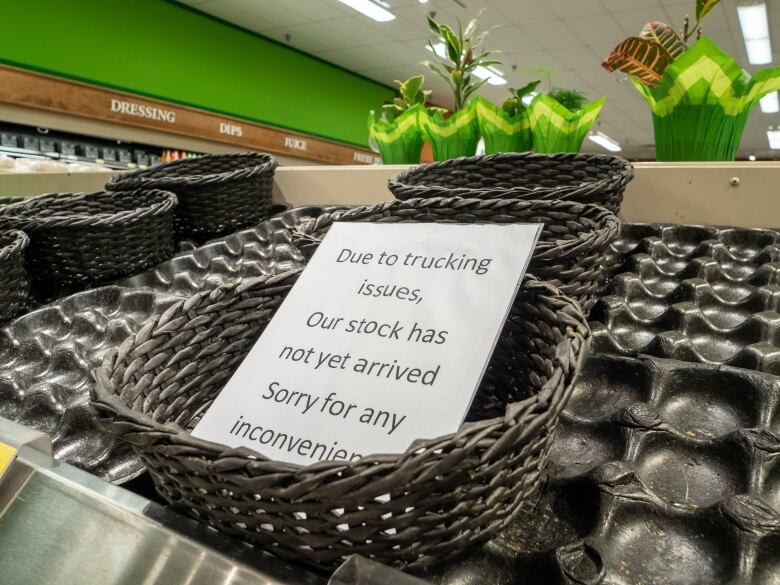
[0,196,25,209]
[0,190,176,290]
[91,270,590,570]
[106,152,277,240]
[294,197,620,314]
[389,152,634,214]
[0,229,30,323]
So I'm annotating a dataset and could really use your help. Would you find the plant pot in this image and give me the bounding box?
[633,36,780,161]
[474,97,532,154]
[367,103,424,164]
[420,103,480,161]
[530,94,605,153]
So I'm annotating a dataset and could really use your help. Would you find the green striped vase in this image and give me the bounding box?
[474,97,533,154]
[419,102,480,161]
[367,104,424,164]
[634,36,780,161]
[530,94,605,153]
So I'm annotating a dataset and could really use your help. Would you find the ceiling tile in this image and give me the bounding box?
[612,8,662,35]
[493,0,558,25]
[546,0,607,19]
[564,14,625,46]
[521,20,581,50]
[321,17,395,46]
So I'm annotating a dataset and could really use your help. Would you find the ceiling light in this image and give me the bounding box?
[737,2,772,64]
[336,0,395,22]
[419,0,430,3]
[749,154,757,160]
[759,91,779,112]
[426,43,507,85]
[522,92,538,106]
[767,127,780,148]
[588,131,622,152]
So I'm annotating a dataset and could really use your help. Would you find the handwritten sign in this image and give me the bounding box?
[192,222,541,466]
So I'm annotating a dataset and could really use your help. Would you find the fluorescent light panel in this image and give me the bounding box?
[336,0,395,22]
[426,43,506,85]
[760,91,779,112]
[522,92,537,106]
[767,128,780,148]
[737,2,772,64]
[588,131,622,152]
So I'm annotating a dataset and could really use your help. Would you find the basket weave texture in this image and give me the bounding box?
[91,270,590,570]
[0,229,30,323]
[0,196,25,209]
[0,190,176,288]
[294,197,620,314]
[389,152,634,214]
[106,152,277,240]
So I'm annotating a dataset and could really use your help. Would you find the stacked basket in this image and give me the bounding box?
[386,152,633,313]
[107,152,277,242]
[0,189,177,301]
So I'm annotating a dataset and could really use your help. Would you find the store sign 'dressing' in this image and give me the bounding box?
[110,99,176,123]
[192,222,542,466]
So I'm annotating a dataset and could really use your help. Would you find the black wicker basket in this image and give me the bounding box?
[91,270,590,570]
[294,197,620,314]
[0,196,25,209]
[106,152,277,240]
[0,190,176,290]
[389,152,634,213]
[0,229,30,323]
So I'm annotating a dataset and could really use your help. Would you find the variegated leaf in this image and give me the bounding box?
[602,37,673,87]
[696,0,721,23]
[640,21,686,59]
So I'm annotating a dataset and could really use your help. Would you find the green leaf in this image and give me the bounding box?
[400,75,424,103]
[514,80,541,99]
[696,0,721,23]
[602,36,673,87]
[639,21,686,59]
[463,18,478,40]
[426,16,440,35]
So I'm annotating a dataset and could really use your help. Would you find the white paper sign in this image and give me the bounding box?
[192,222,542,466]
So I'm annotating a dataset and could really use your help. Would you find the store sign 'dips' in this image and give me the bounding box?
[109,99,176,123]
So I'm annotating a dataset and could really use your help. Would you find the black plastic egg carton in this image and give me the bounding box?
[424,353,779,585]
[592,223,780,375]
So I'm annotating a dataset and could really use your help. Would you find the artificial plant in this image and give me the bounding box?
[602,0,780,160]
[419,16,499,160]
[530,92,606,153]
[475,81,540,154]
[368,75,432,164]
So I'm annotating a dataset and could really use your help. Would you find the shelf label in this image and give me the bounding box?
[109,99,176,123]
[284,136,308,151]
[192,222,541,466]
[353,152,380,164]
[0,442,17,481]
[219,122,243,137]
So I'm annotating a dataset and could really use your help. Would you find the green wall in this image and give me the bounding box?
[0,0,394,147]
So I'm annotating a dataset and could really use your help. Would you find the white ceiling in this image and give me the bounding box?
[179,0,780,160]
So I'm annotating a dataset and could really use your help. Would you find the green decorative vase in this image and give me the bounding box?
[474,96,532,154]
[420,103,480,161]
[530,94,605,153]
[633,36,780,161]
[367,104,424,164]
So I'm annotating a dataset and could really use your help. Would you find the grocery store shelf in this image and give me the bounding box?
[272,162,780,228]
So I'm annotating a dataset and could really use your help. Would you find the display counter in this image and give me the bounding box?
[0,161,777,585]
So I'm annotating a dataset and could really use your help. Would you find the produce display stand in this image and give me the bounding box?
[0,162,778,585]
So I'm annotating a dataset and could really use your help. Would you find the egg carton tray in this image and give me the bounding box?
[425,353,780,585]
[0,286,180,482]
[0,206,336,483]
[116,205,343,296]
[592,223,780,374]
